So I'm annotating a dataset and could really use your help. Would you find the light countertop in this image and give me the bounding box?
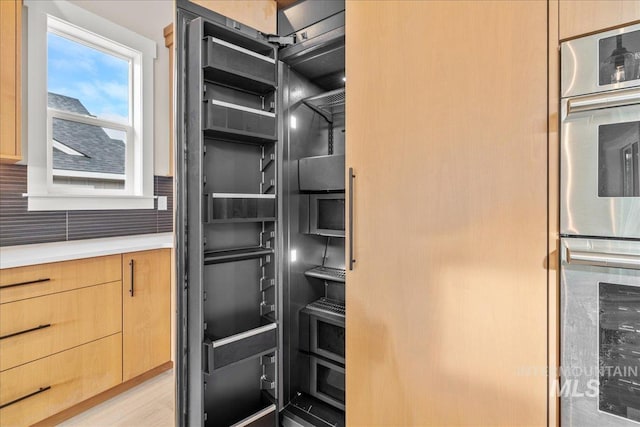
[0,232,174,269]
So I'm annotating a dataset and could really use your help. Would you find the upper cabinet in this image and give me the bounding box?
[0,0,22,163]
[560,0,640,40]
[190,0,276,34]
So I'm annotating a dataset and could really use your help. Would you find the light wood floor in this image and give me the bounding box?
[58,370,175,427]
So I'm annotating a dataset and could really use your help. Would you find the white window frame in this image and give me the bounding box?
[25,0,156,210]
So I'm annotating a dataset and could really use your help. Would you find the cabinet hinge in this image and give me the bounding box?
[265,34,295,47]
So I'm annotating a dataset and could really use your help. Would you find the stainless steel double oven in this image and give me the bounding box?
[561,23,640,426]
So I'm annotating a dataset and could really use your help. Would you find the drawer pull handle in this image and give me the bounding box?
[0,324,52,340]
[0,386,51,409]
[129,259,135,297]
[0,278,50,290]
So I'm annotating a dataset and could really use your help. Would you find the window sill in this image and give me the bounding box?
[25,194,156,211]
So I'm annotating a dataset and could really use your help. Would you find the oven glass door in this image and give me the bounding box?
[600,282,640,422]
[561,96,640,239]
[561,239,640,426]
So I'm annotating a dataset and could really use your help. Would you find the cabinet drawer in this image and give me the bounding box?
[0,333,122,427]
[0,281,122,371]
[0,254,121,304]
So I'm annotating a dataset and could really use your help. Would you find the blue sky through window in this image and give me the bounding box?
[47,32,130,124]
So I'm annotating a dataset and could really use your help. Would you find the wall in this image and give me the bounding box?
[0,163,172,247]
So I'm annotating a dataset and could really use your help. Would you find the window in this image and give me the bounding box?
[25,0,156,210]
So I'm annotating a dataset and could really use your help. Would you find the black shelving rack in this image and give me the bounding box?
[182,13,280,427]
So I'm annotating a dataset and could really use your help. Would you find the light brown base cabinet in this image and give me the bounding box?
[0,248,171,426]
[123,249,171,381]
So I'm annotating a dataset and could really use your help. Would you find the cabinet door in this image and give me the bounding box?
[189,0,276,34]
[559,0,640,40]
[122,249,171,381]
[346,1,548,426]
[0,0,21,163]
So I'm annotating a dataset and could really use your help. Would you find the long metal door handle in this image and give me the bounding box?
[0,386,51,409]
[129,259,135,297]
[0,278,50,290]
[349,167,356,270]
[567,249,640,270]
[0,324,52,340]
[567,87,640,114]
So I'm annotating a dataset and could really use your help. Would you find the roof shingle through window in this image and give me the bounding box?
[49,92,125,175]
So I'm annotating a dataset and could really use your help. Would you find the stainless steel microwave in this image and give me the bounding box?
[300,193,345,238]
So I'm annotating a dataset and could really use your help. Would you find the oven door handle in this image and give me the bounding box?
[566,249,640,270]
[567,87,640,114]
